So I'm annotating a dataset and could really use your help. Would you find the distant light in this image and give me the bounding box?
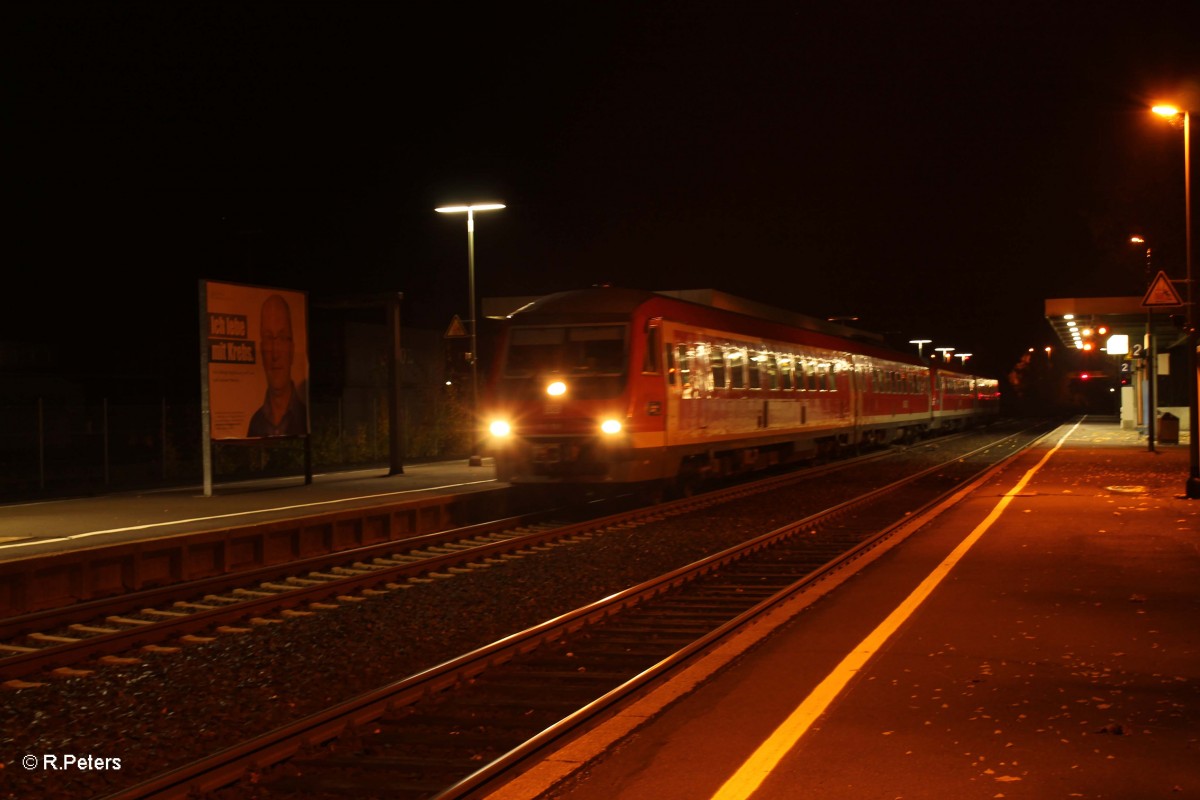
[1063,314,1075,320]
[546,381,567,396]
[489,420,512,437]
[1130,235,1146,244]
[600,419,622,435]
[1152,105,1182,117]
[445,380,452,386]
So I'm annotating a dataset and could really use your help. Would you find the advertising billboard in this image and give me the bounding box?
[203,280,309,440]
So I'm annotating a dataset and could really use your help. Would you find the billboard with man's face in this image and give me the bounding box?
[203,280,309,440]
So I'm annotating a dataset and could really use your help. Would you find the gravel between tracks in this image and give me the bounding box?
[1,437,1001,799]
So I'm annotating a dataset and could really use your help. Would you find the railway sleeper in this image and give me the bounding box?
[638,602,760,615]
[388,712,552,735]
[432,698,588,718]
[292,751,482,769]
[485,667,632,683]
[268,773,451,795]
[584,629,704,643]
[696,583,784,595]
[363,728,537,748]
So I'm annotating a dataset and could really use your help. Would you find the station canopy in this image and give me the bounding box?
[1044,295,1187,352]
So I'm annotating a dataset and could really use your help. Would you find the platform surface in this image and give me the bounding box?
[0,458,500,560]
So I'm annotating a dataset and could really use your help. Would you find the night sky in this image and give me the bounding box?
[7,1,1199,391]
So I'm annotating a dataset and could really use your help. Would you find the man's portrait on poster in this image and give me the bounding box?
[247,293,308,437]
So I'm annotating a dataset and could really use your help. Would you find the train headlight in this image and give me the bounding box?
[600,419,622,435]
[489,420,512,437]
[546,381,567,397]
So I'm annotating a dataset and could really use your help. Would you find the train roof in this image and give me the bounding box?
[490,287,881,342]
[491,286,932,366]
[486,287,997,379]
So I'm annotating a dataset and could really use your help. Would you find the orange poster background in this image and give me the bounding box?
[204,280,309,440]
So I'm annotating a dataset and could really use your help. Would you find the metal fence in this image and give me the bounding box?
[0,386,472,502]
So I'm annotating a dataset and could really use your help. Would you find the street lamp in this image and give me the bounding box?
[935,346,955,363]
[1151,104,1197,497]
[909,339,932,359]
[956,353,973,366]
[435,202,506,467]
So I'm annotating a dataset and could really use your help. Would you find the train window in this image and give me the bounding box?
[728,349,746,389]
[748,353,762,389]
[642,321,661,374]
[505,327,565,377]
[666,345,677,386]
[764,355,779,390]
[677,344,692,396]
[503,325,626,378]
[566,326,625,375]
[778,356,793,390]
[711,347,726,389]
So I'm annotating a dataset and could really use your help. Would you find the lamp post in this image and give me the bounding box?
[1151,104,1197,498]
[1131,235,1156,451]
[909,339,932,359]
[435,203,506,467]
[956,353,972,366]
[935,346,955,363]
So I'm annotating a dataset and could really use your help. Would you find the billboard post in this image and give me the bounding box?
[199,280,214,497]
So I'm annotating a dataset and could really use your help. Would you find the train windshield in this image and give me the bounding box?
[504,325,626,377]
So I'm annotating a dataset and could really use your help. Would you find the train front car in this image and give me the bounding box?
[483,288,670,498]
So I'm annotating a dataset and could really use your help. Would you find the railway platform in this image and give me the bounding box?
[0,457,501,561]
[496,416,1200,800]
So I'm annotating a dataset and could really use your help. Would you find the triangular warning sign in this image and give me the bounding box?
[445,315,469,338]
[1142,270,1184,307]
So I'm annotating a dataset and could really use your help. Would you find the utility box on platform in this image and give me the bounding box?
[1158,412,1180,444]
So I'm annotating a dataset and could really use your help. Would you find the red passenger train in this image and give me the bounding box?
[483,287,999,497]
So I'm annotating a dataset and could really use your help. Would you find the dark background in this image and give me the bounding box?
[7,1,1199,396]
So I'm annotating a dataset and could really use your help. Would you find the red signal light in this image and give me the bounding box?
[1080,373,1090,380]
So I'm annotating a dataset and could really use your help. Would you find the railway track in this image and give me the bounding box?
[0,447,901,685]
[85,421,1051,800]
